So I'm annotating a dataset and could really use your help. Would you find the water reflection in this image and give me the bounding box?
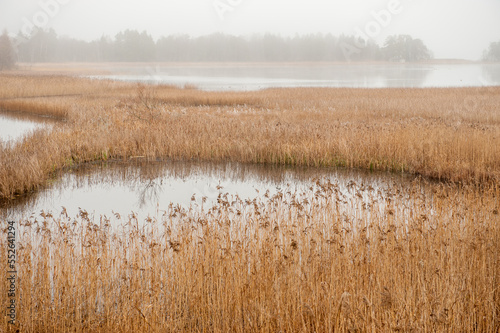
[0,110,56,146]
[1,160,420,222]
[89,63,500,90]
[379,65,431,87]
[482,63,500,85]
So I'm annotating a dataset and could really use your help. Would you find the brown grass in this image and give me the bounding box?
[1,178,499,332]
[0,71,499,331]
[1,74,500,200]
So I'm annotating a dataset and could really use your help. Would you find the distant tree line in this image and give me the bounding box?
[2,29,435,66]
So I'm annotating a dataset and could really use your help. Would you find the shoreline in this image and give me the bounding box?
[9,59,500,74]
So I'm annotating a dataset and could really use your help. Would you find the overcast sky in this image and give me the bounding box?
[1,0,499,60]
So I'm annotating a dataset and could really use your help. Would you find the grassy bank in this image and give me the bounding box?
[1,73,499,200]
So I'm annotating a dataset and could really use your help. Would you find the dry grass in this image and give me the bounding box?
[1,74,500,200]
[0,71,499,331]
[1,179,499,332]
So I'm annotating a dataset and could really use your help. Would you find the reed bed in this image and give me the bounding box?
[0,98,72,119]
[1,73,500,200]
[1,72,499,331]
[1,179,499,332]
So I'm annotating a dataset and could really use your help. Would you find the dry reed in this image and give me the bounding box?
[1,179,499,332]
[1,74,500,200]
[0,71,499,332]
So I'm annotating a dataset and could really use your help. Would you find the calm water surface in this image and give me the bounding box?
[0,111,55,146]
[1,161,421,223]
[90,63,500,91]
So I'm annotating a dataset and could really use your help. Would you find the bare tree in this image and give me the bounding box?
[122,84,164,123]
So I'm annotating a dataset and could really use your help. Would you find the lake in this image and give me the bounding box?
[89,62,500,91]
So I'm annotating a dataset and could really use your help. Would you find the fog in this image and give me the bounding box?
[1,0,500,60]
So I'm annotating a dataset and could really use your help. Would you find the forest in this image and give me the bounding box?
[5,29,433,63]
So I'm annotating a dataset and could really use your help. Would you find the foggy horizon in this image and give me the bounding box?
[1,0,500,61]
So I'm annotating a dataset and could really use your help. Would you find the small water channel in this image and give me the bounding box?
[1,160,422,223]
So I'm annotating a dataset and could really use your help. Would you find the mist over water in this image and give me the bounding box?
[3,0,500,60]
[90,63,500,91]
[0,2,499,330]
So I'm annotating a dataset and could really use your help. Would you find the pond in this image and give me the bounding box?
[0,110,56,146]
[1,160,423,224]
[89,63,500,91]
